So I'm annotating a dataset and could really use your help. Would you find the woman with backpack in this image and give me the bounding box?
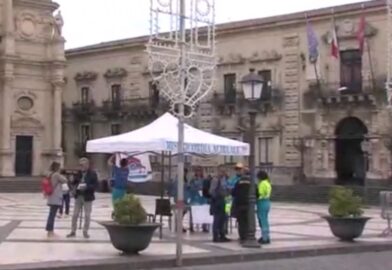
[45,161,68,238]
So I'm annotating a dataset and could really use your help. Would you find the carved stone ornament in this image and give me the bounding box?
[17,96,34,111]
[74,71,98,82]
[217,53,246,66]
[11,116,44,130]
[249,50,282,63]
[322,19,377,44]
[104,68,128,79]
[283,35,299,48]
[16,12,37,40]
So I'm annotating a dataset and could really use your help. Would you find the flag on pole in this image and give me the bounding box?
[306,19,319,63]
[357,14,366,54]
[331,20,339,59]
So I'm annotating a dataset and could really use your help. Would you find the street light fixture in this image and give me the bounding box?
[240,68,264,248]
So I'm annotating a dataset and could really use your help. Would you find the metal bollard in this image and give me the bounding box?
[380,191,392,237]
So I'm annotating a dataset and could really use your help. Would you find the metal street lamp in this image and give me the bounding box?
[240,68,263,248]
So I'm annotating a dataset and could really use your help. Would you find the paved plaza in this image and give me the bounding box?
[0,193,391,269]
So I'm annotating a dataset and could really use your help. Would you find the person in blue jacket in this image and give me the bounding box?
[108,156,129,204]
[189,167,209,233]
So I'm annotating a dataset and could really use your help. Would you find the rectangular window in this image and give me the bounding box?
[111,84,121,108]
[340,49,362,93]
[111,123,121,135]
[81,87,90,104]
[224,73,236,103]
[149,81,160,106]
[258,137,273,166]
[258,70,272,100]
[80,124,91,144]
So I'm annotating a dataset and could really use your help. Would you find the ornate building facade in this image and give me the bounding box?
[0,0,65,177]
[63,0,392,185]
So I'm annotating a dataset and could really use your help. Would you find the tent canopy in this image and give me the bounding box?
[86,113,249,156]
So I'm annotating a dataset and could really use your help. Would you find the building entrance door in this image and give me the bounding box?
[15,136,33,176]
[335,117,368,186]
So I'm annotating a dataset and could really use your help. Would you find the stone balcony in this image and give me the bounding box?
[71,101,96,120]
[101,97,170,120]
[303,79,386,109]
[212,87,283,115]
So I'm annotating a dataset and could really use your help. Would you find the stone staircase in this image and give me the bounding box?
[0,177,41,193]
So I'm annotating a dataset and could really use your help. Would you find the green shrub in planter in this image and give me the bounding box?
[113,194,147,225]
[328,186,364,218]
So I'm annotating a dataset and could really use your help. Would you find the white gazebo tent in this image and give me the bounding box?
[86,112,249,156]
[86,112,249,238]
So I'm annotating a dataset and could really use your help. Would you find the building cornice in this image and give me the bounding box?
[65,0,385,58]
[14,0,59,11]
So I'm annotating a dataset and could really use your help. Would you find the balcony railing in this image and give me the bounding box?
[304,79,385,108]
[101,97,170,119]
[71,101,96,119]
[102,99,126,118]
[212,87,283,115]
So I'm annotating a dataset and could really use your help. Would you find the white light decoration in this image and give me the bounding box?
[387,0,392,107]
[146,0,216,118]
[146,0,216,267]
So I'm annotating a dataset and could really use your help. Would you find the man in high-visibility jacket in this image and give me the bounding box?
[256,170,272,244]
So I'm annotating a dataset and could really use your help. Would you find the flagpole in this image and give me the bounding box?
[360,4,376,91]
[305,13,321,93]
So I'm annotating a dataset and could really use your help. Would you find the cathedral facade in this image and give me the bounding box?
[0,0,65,177]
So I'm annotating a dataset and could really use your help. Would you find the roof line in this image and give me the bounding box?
[65,0,384,57]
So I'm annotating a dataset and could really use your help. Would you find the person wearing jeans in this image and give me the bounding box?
[45,162,67,238]
[209,167,230,243]
[59,178,71,217]
[67,158,98,239]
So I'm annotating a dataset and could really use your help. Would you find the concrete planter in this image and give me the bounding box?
[323,216,371,241]
[99,221,160,254]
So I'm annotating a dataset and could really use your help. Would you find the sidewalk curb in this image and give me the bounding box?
[2,241,392,270]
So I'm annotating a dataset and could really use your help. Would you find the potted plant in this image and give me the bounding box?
[99,194,160,254]
[323,186,370,242]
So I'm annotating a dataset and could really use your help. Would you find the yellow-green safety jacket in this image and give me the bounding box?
[257,179,272,200]
[225,196,232,215]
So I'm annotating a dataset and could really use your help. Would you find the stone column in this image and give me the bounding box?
[52,81,63,152]
[3,0,15,54]
[0,76,14,176]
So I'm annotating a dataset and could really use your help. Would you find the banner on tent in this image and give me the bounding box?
[115,154,153,183]
[165,142,249,156]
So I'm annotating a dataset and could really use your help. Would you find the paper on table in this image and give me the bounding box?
[191,205,213,224]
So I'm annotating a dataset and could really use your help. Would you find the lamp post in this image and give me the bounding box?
[147,0,216,266]
[240,68,264,248]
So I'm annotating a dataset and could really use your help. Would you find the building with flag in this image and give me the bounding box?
[60,0,391,193]
[2,0,392,200]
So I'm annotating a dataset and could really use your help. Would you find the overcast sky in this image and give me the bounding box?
[55,0,368,49]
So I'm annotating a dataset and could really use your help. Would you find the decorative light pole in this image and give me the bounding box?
[146,0,216,266]
[240,68,264,248]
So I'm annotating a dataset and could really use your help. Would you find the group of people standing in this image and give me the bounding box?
[172,163,272,245]
[209,163,272,244]
[45,158,99,239]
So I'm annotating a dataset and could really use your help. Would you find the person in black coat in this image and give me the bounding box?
[231,169,257,243]
[67,158,98,239]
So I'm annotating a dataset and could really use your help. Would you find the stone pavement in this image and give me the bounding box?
[0,193,391,270]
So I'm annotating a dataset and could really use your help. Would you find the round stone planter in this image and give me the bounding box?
[323,216,371,242]
[98,221,160,254]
